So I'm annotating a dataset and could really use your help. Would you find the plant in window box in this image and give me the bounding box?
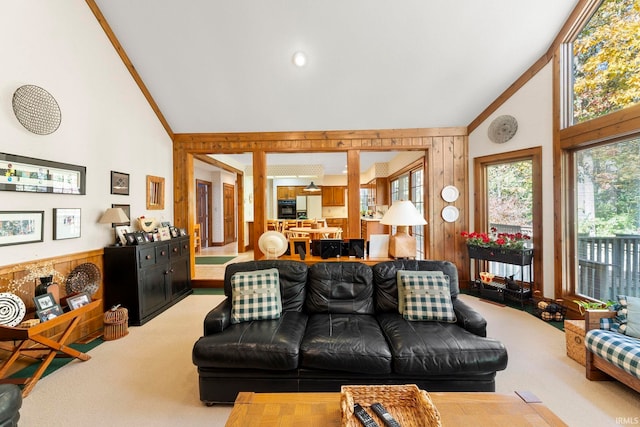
[462,227,533,264]
[572,299,615,315]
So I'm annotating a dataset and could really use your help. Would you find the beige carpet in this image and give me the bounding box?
[19,293,639,426]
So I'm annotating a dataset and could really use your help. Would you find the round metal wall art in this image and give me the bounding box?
[0,292,27,327]
[12,85,62,135]
[488,115,518,144]
[65,263,101,296]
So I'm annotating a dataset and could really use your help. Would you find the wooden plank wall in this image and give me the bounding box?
[0,250,105,342]
[173,127,471,284]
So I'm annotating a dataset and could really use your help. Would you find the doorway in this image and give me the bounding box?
[196,179,212,247]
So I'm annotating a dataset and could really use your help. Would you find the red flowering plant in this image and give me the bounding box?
[461,227,531,250]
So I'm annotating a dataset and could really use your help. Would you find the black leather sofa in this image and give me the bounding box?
[192,259,508,404]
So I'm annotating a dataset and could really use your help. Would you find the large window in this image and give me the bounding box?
[390,163,425,259]
[573,136,640,299]
[569,0,640,125]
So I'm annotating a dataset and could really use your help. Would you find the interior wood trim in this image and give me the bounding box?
[173,127,467,145]
[194,154,244,175]
[472,147,543,295]
[468,0,594,134]
[85,0,174,139]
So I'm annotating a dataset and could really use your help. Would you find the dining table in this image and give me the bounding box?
[287,227,341,240]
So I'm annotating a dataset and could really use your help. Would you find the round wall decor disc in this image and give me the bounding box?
[258,231,288,258]
[0,293,26,327]
[488,115,518,144]
[12,85,62,135]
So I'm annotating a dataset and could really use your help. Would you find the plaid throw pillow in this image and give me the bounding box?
[230,268,282,324]
[397,271,456,322]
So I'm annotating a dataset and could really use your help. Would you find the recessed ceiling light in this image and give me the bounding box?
[292,51,307,67]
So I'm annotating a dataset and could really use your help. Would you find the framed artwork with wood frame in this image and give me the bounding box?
[289,237,310,258]
[146,175,165,210]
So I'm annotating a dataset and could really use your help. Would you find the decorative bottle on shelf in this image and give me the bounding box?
[36,275,60,303]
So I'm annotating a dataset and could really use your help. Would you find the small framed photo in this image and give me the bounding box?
[124,232,137,245]
[158,226,172,241]
[111,204,130,227]
[135,232,146,244]
[169,226,180,238]
[53,208,81,240]
[66,292,91,310]
[110,171,130,195]
[160,221,171,227]
[37,304,64,322]
[179,228,187,237]
[33,292,56,311]
[115,225,131,245]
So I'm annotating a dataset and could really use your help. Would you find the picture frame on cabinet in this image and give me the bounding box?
[66,292,91,310]
[124,232,138,245]
[158,226,171,241]
[110,171,129,195]
[53,208,81,240]
[169,226,180,238]
[33,292,56,311]
[36,304,64,322]
[115,225,131,245]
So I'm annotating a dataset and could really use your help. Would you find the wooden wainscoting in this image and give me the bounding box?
[0,249,105,344]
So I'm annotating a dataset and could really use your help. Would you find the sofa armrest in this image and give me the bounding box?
[585,309,615,332]
[203,298,232,335]
[453,298,487,337]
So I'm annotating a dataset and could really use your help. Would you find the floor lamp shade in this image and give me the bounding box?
[380,200,427,258]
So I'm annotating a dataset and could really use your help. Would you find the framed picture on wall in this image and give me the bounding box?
[110,171,129,195]
[53,208,81,240]
[0,211,44,247]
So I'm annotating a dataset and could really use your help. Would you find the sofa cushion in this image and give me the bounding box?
[377,312,508,375]
[626,296,640,339]
[300,313,392,374]
[585,328,640,379]
[192,311,308,370]
[305,262,374,314]
[373,260,460,313]
[396,270,445,314]
[230,268,282,324]
[224,260,308,312]
[397,270,455,322]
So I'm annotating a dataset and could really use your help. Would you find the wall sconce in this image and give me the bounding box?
[380,200,427,258]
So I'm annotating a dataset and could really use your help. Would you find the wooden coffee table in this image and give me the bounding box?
[225,390,567,427]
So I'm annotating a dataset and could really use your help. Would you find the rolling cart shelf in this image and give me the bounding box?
[473,279,532,306]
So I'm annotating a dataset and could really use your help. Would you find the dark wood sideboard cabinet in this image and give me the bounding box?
[103,236,192,326]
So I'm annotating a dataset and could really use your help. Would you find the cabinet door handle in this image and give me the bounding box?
[165,268,174,275]
[146,255,152,260]
[161,251,166,256]
[173,248,178,252]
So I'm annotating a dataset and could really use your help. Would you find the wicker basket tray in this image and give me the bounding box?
[340,384,441,427]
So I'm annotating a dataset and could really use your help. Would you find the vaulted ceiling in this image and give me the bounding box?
[93,0,579,134]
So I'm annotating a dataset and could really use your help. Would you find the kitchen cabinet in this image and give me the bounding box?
[277,186,306,200]
[364,178,389,206]
[321,186,346,206]
[103,236,192,326]
[325,217,348,236]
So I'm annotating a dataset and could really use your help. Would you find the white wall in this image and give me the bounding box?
[0,0,173,265]
[468,62,555,297]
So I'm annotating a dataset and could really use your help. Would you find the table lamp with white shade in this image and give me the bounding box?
[380,200,427,258]
[98,207,130,245]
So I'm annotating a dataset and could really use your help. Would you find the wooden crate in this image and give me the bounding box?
[565,319,586,366]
